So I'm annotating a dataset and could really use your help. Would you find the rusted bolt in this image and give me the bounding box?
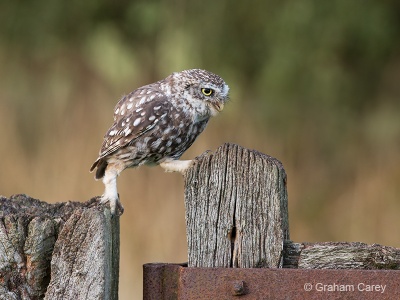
[231,280,246,296]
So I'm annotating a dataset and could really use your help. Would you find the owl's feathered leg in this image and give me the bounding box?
[159,159,193,174]
[101,164,124,215]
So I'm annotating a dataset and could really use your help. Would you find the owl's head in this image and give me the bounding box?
[171,69,230,117]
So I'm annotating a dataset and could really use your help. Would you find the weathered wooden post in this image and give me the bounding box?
[143,143,400,299]
[0,195,119,300]
[184,143,289,268]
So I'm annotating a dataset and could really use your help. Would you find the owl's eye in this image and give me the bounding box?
[201,88,214,96]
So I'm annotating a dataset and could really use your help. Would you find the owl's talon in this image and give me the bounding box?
[99,194,124,216]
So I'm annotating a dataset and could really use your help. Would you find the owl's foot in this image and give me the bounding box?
[100,194,124,216]
[159,159,193,174]
[101,167,124,215]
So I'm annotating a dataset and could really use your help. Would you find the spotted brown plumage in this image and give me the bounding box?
[90,69,229,214]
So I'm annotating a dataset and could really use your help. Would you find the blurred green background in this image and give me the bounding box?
[1,0,400,298]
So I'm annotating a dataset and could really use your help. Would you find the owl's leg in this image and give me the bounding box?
[159,159,193,174]
[101,165,124,215]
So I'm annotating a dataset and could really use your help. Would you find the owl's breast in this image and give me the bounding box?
[125,114,208,167]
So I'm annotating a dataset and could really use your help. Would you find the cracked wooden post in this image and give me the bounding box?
[184,143,289,268]
[0,194,119,300]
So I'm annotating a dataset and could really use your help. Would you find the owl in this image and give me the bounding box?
[90,69,229,214]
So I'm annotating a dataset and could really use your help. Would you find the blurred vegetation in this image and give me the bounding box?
[1,0,400,298]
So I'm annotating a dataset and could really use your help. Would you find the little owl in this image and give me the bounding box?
[90,69,229,214]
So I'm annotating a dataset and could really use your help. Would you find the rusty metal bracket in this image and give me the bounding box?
[143,263,400,299]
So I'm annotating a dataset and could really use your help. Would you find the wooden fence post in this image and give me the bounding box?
[0,194,119,300]
[184,143,289,268]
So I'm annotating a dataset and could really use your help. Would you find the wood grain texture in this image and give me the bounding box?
[184,143,289,268]
[283,241,400,269]
[0,194,119,300]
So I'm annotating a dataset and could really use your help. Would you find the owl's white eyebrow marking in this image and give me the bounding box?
[133,118,141,126]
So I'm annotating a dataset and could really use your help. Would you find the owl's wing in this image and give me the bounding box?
[97,93,171,160]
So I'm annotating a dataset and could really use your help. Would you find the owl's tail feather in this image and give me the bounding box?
[90,158,107,180]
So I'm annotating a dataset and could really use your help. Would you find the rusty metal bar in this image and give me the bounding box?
[143,263,400,299]
[142,263,183,300]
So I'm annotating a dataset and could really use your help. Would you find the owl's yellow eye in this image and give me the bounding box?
[201,88,214,96]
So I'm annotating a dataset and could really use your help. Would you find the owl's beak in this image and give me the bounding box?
[208,102,224,116]
[213,102,224,112]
